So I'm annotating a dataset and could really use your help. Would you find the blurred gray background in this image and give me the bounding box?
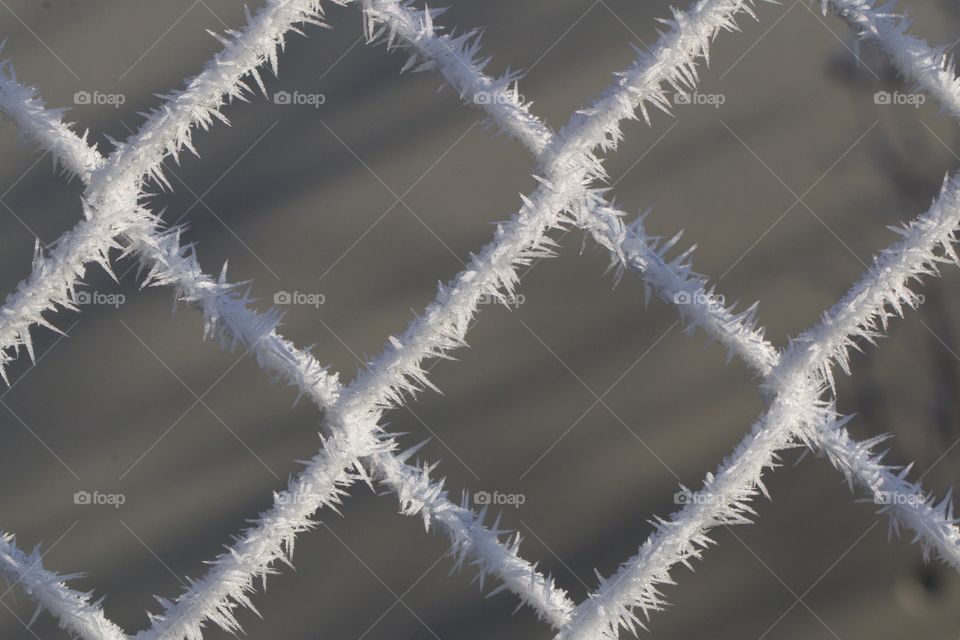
[0,0,959,638]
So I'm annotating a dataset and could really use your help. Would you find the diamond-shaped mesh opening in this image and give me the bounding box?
[835,278,960,498]
[0,280,326,631]
[606,3,960,343]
